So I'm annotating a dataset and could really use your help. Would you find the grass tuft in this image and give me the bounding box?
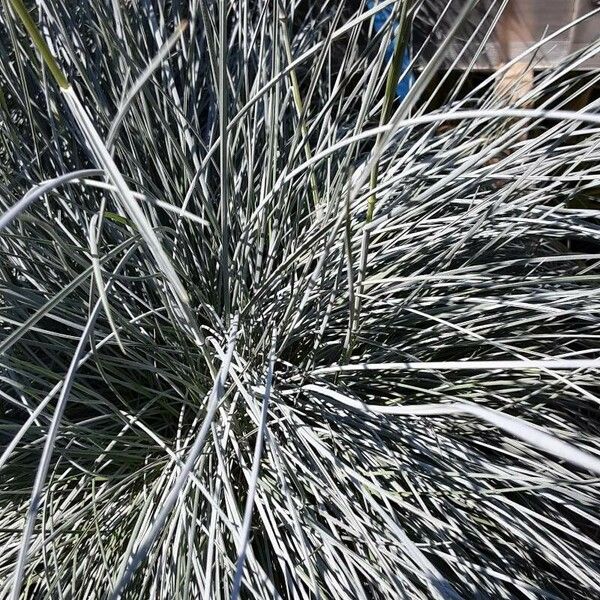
[2,1,600,598]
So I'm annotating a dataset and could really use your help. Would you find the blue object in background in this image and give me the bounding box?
[367,1,414,99]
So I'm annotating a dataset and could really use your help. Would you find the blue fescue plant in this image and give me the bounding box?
[2,1,600,598]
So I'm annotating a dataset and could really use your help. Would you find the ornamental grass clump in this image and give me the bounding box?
[2,1,600,598]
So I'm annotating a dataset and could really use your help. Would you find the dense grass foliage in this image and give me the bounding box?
[1,1,600,598]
